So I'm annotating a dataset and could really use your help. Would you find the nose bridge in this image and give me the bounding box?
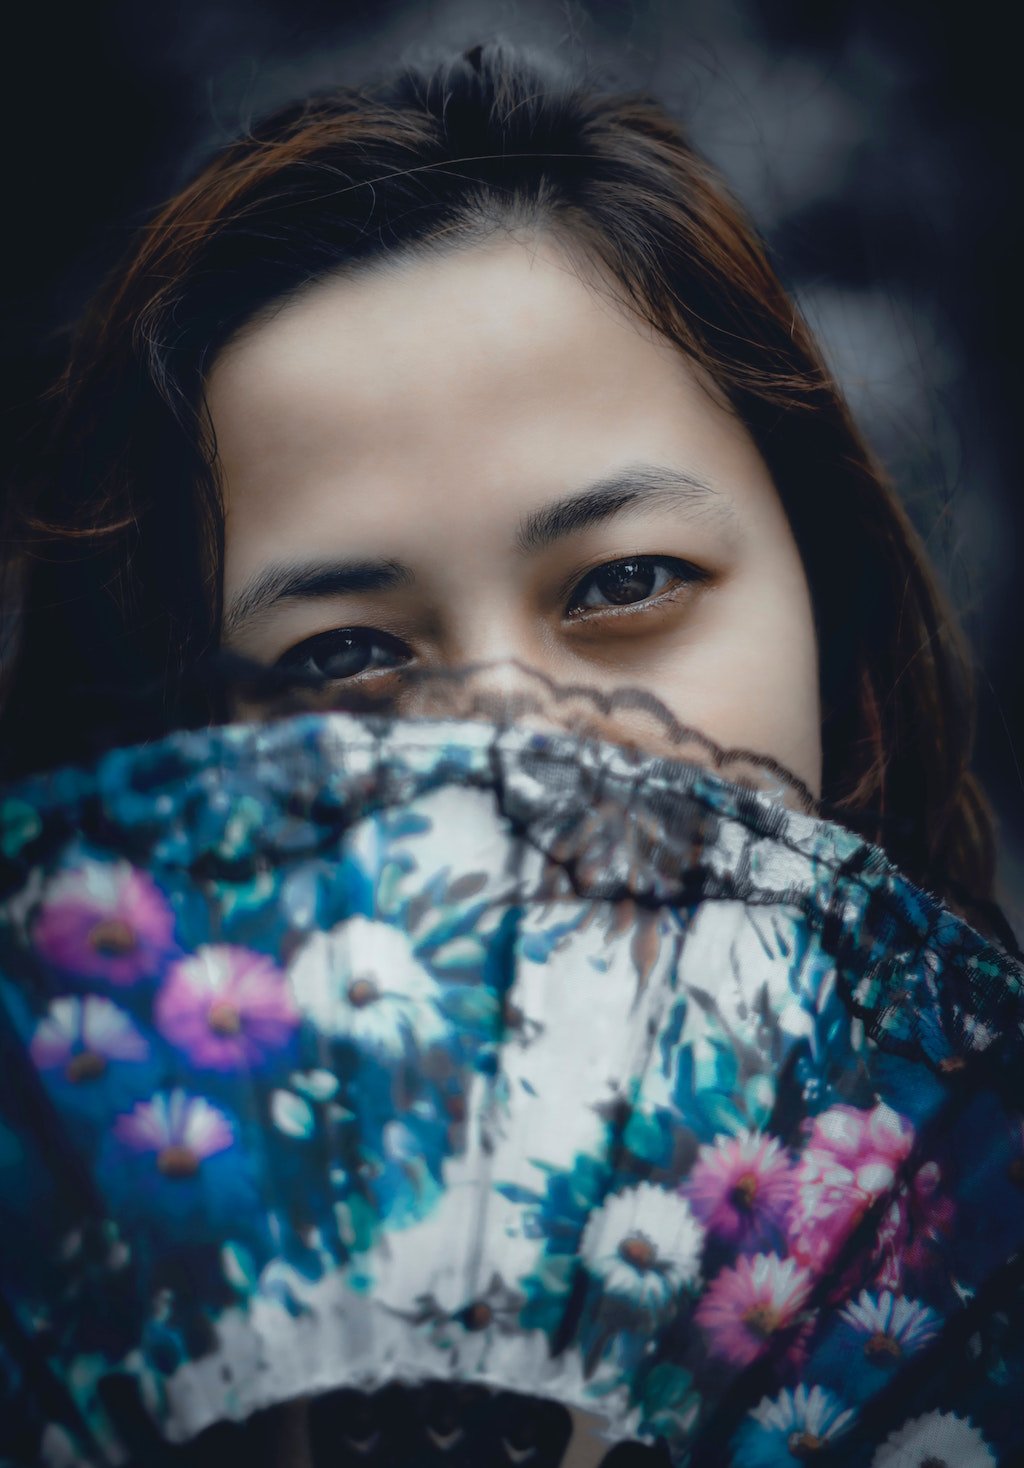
[417,571,564,712]
[412,522,572,700]
[439,570,544,666]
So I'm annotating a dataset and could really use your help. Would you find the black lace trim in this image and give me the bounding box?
[198,652,821,812]
[3,700,1021,1072]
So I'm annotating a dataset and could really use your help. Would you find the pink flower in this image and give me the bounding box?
[114,1090,234,1175]
[32,860,176,985]
[154,945,299,1071]
[790,1104,914,1277]
[30,996,148,1081]
[695,1253,813,1367]
[684,1132,794,1250]
[873,1160,956,1291]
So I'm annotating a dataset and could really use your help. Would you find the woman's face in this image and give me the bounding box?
[209,236,822,794]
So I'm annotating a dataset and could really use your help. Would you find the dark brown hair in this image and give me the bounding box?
[0,42,995,915]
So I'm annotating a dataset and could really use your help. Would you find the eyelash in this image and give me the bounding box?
[275,555,706,681]
[563,554,704,619]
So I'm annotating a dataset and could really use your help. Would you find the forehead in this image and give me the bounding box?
[207,236,775,582]
[208,236,694,454]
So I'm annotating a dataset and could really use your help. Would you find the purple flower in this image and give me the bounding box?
[154,945,299,1071]
[695,1252,813,1368]
[114,1090,234,1177]
[32,860,175,985]
[684,1131,794,1250]
[30,996,148,1081]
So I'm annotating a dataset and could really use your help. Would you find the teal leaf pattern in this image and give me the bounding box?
[0,712,1021,1467]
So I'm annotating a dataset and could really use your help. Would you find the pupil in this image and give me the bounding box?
[595,560,656,604]
[316,634,372,679]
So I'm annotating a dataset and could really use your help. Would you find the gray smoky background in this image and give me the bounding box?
[4,0,1021,925]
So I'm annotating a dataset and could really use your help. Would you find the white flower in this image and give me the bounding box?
[580,1182,704,1319]
[749,1383,855,1441]
[870,1411,997,1468]
[289,915,448,1060]
[840,1291,940,1360]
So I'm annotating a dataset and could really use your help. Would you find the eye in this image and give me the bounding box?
[566,555,706,617]
[276,627,411,681]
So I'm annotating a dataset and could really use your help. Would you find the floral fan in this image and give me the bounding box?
[0,707,1022,1468]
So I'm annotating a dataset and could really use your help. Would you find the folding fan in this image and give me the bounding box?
[1,703,1022,1468]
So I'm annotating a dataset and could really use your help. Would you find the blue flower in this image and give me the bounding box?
[28,995,155,1140]
[840,1289,940,1356]
[98,1090,263,1245]
[731,1385,854,1467]
[812,1290,941,1399]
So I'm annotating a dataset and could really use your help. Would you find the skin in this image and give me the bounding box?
[210,233,822,796]
[206,235,822,1458]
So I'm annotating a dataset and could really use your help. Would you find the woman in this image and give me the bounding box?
[1,42,1019,1468]
[0,41,996,916]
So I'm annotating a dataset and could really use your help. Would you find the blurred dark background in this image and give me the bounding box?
[3,0,1021,921]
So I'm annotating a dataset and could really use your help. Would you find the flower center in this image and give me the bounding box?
[787,1433,824,1458]
[64,1050,107,1083]
[742,1303,781,1340]
[864,1330,902,1361]
[347,978,380,1008]
[618,1233,657,1271]
[207,1002,242,1036]
[938,1056,966,1074]
[730,1171,759,1209]
[88,919,137,956]
[157,1145,200,1178]
[463,1301,493,1331]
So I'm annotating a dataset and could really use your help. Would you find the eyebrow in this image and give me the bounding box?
[222,557,414,638]
[513,463,727,554]
[222,462,731,638]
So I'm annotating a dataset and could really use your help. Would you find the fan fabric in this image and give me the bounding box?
[0,712,1022,1467]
